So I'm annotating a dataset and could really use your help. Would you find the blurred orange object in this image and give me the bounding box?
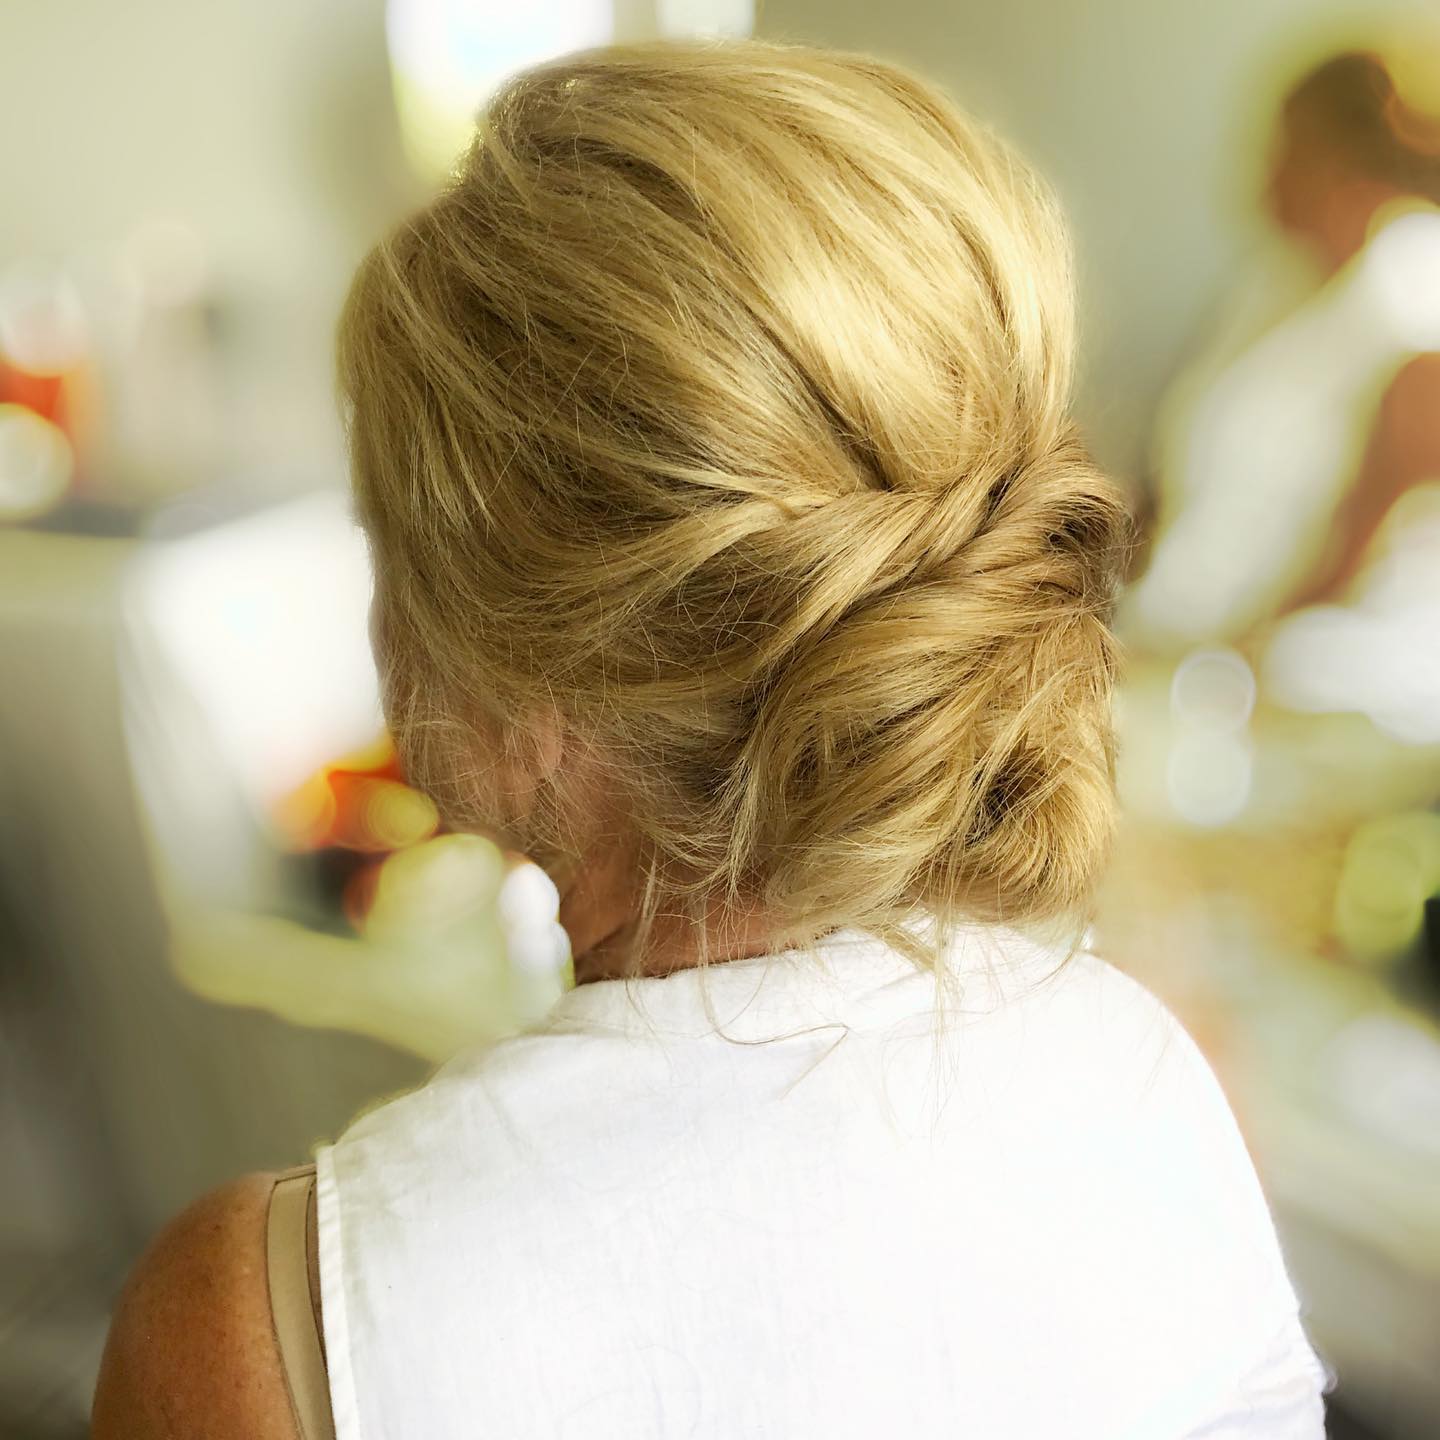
[273,732,440,855]
[0,358,67,427]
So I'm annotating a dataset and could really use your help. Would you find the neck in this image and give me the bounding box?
[571,901,782,985]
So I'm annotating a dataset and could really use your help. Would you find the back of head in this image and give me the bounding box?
[1281,48,1440,206]
[337,36,1130,977]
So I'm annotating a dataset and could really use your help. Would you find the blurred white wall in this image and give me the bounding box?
[0,2,760,499]
[1,0,424,492]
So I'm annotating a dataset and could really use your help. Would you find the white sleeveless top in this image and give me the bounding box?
[313,921,1332,1438]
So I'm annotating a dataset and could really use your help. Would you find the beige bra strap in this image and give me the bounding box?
[267,1165,337,1440]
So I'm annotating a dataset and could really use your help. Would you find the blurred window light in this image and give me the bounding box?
[384,0,755,184]
[0,402,74,520]
[385,0,615,183]
[122,488,383,823]
[656,0,754,38]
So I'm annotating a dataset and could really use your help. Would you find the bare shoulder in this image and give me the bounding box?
[91,1170,301,1440]
[1377,352,1440,474]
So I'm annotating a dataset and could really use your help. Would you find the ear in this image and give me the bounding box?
[485,708,568,840]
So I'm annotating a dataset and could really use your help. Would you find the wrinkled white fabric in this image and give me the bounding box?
[314,920,1332,1438]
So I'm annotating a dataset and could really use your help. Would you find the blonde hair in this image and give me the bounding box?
[337,35,1130,984]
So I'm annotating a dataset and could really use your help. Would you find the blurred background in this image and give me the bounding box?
[3,1,1440,1435]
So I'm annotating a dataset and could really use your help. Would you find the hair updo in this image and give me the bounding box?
[337,34,1131,980]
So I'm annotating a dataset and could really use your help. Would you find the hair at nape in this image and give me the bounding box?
[337,35,1132,984]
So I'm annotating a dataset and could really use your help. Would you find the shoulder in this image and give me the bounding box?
[1014,945,1194,1063]
[1037,958,1330,1408]
[1061,952,1233,1117]
[1071,954,1303,1264]
[91,1170,301,1440]
[1025,951,1261,1173]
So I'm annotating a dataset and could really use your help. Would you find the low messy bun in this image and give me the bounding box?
[337,35,1131,978]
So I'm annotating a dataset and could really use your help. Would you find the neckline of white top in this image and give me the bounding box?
[536,912,1080,1042]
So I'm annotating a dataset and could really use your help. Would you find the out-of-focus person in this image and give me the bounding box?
[1088,46,1440,1238]
[1122,46,1440,654]
[1102,42,1440,990]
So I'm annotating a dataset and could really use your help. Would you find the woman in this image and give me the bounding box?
[91,36,1331,1438]
[1124,47,1440,650]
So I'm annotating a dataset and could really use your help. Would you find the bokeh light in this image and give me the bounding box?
[0,402,74,520]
